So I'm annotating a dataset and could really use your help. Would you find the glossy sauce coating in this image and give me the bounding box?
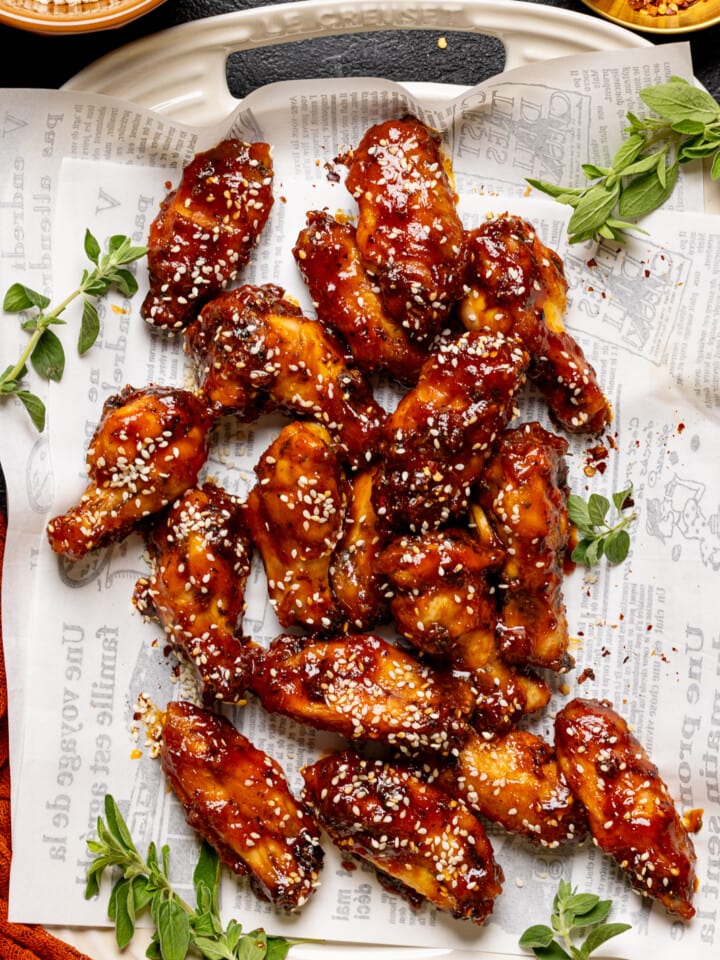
[345,116,468,344]
[376,528,503,656]
[46,385,213,560]
[460,214,612,435]
[449,629,551,733]
[478,421,574,672]
[373,330,529,533]
[293,209,427,385]
[133,481,257,705]
[243,421,349,633]
[301,750,503,923]
[142,138,273,330]
[555,697,697,919]
[251,632,474,756]
[434,728,588,847]
[160,700,324,909]
[185,282,386,469]
[329,465,390,631]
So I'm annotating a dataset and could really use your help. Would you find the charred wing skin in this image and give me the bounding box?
[160,700,323,909]
[345,116,468,344]
[185,283,386,469]
[460,215,612,435]
[251,632,474,756]
[142,139,274,330]
[329,466,390,631]
[478,421,574,673]
[301,750,503,923]
[292,210,427,385]
[435,728,588,847]
[133,482,257,705]
[373,331,529,533]
[450,629,551,733]
[376,528,503,656]
[243,422,348,633]
[46,385,214,560]
[554,697,697,920]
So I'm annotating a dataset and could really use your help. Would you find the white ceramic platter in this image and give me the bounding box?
[54,2,651,958]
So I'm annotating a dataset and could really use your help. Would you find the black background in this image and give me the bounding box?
[1,0,718,98]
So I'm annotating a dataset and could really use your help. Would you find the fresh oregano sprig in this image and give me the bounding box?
[519,878,631,960]
[86,794,300,960]
[1,229,147,431]
[527,75,720,244]
[567,484,637,567]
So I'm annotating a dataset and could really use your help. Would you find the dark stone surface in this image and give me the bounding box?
[0,0,718,96]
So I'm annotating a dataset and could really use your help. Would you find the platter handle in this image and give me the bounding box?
[63,0,649,126]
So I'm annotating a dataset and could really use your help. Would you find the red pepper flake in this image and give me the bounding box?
[577,667,596,684]
[678,422,686,433]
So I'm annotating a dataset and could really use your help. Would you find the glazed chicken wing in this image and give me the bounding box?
[46,385,214,560]
[434,728,588,847]
[373,331,529,533]
[251,632,474,756]
[376,528,503,656]
[293,209,427,385]
[450,629,551,733]
[142,138,273,330]
[478,421,574,673]
[160,700,323,909]
[554,697,697,920]
[243,421,348,633]
[185,283,386,469]
[302,750,503,923]
[329,465,390,631]
[460,214,612,435]
[133,482,257,705]
[345,116,468,344]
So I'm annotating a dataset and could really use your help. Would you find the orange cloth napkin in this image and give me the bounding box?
[0,513,91,959]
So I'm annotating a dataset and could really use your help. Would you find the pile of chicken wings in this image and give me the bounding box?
[46,117,697,925]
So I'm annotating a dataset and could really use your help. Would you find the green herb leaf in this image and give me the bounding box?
[15,390,46,431]
[78,299,100,355]
[519,881,631,960]
[526,75,720,243]
[30,329,65,381]
[86,793,300,960]
[156,898,191,960]
[569,484,637,567]
[1,229,147,431]
[617,159,679,219]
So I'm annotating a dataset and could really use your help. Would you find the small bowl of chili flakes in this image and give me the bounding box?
[580,0,720,34]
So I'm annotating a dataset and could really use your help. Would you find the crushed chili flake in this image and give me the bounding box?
[635,9,684,25]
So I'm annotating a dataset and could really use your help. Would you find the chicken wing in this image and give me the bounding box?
[292,209,427,385]
[373,331,529,533]
[434,728,588,847]
[301,750,503,923]
[133,482,257,705]
[184,282,386,469]
[251,632,474,757]
[243,421,348,633]
[329,465,390,631]
[345,116,468,344]
[450,629,551,733]
[160,700,323,910]
[554,697,697,919]
[477,421,574,673]
[375,528,503,656]
[142,138,274,330]
[46,385,214,560]
[460,214,612,435]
